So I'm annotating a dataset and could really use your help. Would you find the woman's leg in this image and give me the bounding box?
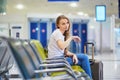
[66,54,92,79]
[76,53,92,79]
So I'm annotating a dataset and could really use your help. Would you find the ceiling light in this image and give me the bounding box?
[57,13,62,15]
[84,13,88,17]
[16,4,24,10]
[0,7,6,15]
[77,12,84,15]
[0,12,6,15]
[70,3,78,7]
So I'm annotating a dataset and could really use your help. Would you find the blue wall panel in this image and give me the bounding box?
[81,23,87,53]
[40,22,47,48]
[71,23,79,53]
[30,22,38,39]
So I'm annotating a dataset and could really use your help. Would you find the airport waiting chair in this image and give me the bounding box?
[30,40,85,72]
[5,37,80,80]
[30,40,90,79]
[21,40,81,80]
[24,40,75,78]
[0,38,14,80]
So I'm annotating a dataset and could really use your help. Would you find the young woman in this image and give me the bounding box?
[48,15,92,79]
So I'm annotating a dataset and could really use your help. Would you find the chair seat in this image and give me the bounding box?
[72,65,84,72]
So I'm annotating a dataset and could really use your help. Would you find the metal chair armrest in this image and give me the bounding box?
[34,68,78,80]
[42,59,69,65]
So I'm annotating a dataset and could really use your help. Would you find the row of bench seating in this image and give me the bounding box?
[0,38,14,80]
[0,36,90,80]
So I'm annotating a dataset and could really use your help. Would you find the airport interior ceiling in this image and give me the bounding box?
[0,0,119,17]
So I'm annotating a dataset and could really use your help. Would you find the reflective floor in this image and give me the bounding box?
[94,47,120,80]
[8,47,120,80]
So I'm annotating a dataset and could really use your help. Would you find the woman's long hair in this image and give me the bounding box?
[56,15,70,54]
[56,15,70,41]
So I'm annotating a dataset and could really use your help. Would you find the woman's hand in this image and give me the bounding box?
[72,36,81,43]
[72,54,78,64]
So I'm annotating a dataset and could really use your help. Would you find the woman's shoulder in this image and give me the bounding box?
[51,29,63,38]
[52,29,60,34]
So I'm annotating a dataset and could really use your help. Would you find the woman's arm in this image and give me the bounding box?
[64,49,74,57]
[65,49,78,64]
[57,36,72,50]
[57,36,81,50]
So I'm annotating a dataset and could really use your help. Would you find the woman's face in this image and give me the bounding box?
[58,18,70,33]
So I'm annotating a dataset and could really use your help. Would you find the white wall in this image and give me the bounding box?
[0,24,9,37]
[0,14,28,39]
[88,17,112,51]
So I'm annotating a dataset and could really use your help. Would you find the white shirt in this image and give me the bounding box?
[48,29,64,58]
